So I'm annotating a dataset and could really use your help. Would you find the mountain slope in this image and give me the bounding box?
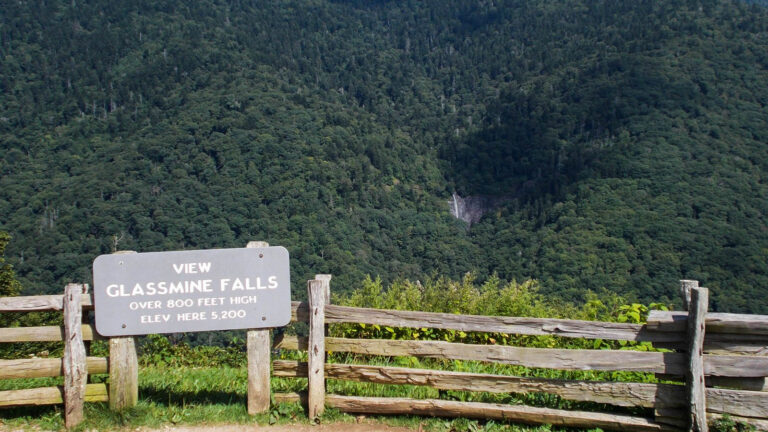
[1,0,767,311]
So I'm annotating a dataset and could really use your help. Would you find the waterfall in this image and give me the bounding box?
[451,193,461,220]
[448,193,513,227]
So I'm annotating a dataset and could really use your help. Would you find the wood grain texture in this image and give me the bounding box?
[0,384,108,408]
[679,280,699,311]
[706,387,768,418]
[275,336,768,377]
[307,279,326,419]
[246,241,271,415]
[648,310,768,336]
[325,395,670,432]
[272,360,679,409]
[247,329,270,414]
[275,335,687,374]
[707,376,768,391]
[63,284,87,428]
[323,305,681,343]
[704,354,768,378]
[0,293,93,312]
[291,301,309,323]
[109,336,138,410]
[0,324,102,342]
[315,274,332,305]
[686,287,708,432]
[273,361,765,418]
[0,357,108,379]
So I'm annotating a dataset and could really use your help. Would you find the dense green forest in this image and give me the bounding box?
[1,0,768,312]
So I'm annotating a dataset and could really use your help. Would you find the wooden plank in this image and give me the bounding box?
[247,330,270,414]
[324,305,681,343]
[272,360,681,409]
[325,395,670,432]
[0,324,103,342]
[679,280,699,311]
[686,287,708,432]
[63,284,87,428]
[291,301,309,323]
[276,335,686,374]
[275,336,768,377]
[0,293,94,312]
[707,376,768,391]
[273,361,768,419]
[706,387,768,418]
[654,408,687,429]
[656,333,768,355]
[648,310,768,336]
[704,354,768,378]
[109,250,139,411]
[273,391,305,404]
[0,357,108,379]
[246,241,271,415]
[315,274,332,305]
[0,384,108,408]
[307,279,326,419]
[702,336,768,356]
[109,337,138,410]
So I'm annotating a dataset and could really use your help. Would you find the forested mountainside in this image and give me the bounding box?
[1,0,767,312]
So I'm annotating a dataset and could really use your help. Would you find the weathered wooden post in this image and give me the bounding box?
[63,283,87,427]
[109,251,138,411]
[687,286,709,432]
[307,278,326,419]
[316,274,332,305]
[680,280,699,311]
[246,241,271,414]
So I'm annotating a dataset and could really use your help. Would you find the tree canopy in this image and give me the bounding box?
[1,0,767,312]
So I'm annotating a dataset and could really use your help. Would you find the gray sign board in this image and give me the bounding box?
[92,247,291,336]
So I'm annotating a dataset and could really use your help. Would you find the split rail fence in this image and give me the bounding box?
[272,278,768,432]
[0,283,117,428]
[2,274,768,431]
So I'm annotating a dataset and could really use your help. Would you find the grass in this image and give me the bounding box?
[0,363,618,432]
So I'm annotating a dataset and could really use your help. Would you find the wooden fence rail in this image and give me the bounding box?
[4,273,768,431]
[275,279,768,432]
[0,284,119,428]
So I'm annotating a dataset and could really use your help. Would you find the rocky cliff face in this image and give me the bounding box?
[449,193,509,226]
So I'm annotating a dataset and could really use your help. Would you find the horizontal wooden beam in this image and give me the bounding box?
[275,336,768,377]
[648,311,768,335]
[707,376,767,391]
[321,305,681,343]
[275,335,687,374]
[275,361,767,418]
[326,395,669,432]
[291,301,308,323]
[0,384,108,408]
[0,325,103,343]
[0,357,108,380]
[273,392,667,431]
[273,360,676,409]
[0,294,93,312]
[706,387,768,419]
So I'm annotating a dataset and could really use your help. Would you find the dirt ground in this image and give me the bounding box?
[136,422,419,432]
[0,422,420,432]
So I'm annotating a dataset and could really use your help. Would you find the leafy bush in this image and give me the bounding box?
[139,334,246,368]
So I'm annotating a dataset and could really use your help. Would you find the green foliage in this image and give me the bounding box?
[0,231,21,297]
[336,275,667,355]
[1,0,768,314]
[711,415,757,432]
[138,334,246,368]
